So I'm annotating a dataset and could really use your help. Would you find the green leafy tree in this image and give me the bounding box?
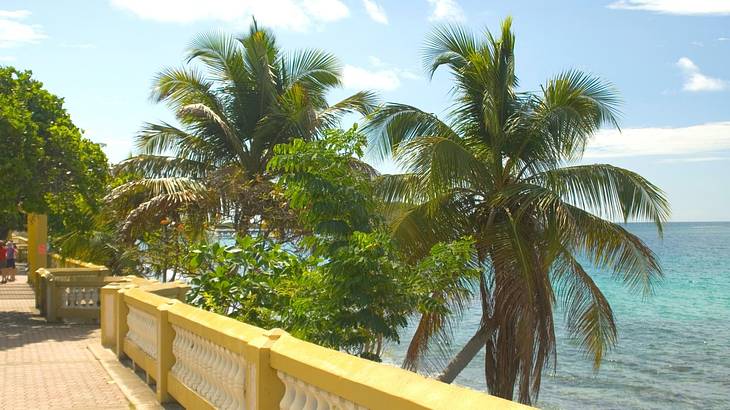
[111,20,377,237]
[270,127,481,358]
[365,19,670,404]
[0,66,109,238]
[187,128,479,360]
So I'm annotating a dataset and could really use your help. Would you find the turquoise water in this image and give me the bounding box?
[383,222,730,409]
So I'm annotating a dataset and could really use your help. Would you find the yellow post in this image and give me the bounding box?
[100,283,124,349]
[114,285,136,358]
[247,328,287,410]
[156,300,177,403]
[27,213,48,283]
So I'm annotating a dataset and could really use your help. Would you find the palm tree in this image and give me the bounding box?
[365,18,669,405]
[111,20,377,236]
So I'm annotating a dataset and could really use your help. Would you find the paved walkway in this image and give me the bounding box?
[0,266,131,410]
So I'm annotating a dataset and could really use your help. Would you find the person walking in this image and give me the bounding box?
[5,241,16,282]
[0,241,6,284]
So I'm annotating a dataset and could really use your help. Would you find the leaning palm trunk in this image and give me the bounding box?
[366,17,669,405]
[437,323,491,383]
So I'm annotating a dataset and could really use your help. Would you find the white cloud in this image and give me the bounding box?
[0,55,16,62]
[61,43,96,49]
[608,0,730,15]
[0,10,30,19]
[368,56,386,67]
[676,57,727,92]
[343,64,401,91]
[343,57,423,91]
[0,9,45,48]
[302,0,349,22]
[426,0,465,22]
[585,122,730,159]
[110,0,349,31]
[399,70,422,80]
[719,37,729,41]
[658,156,728,163]
[362,0,388,24]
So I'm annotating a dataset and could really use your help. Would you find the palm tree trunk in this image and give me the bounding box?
[437,324,491,383]
[437,237,496,384]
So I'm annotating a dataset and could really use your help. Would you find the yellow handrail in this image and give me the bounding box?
[103,284,533,410]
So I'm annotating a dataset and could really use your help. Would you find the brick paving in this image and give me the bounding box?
[0,267,131,410]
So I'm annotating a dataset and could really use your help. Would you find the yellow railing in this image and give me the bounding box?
[102,283,530,410]
[14,223,530,409]
[49,253,108,269]
[36,267,109,320]
[38,269,188,323]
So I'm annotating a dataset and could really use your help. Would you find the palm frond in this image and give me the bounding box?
[423,24,479,79]
[553,250,617,370]
[151,66,220,109]
[564,205,662,295]
[136,122,193,155]
[531,164,670,230]
[395,135,492,195]
[116,155,210,179]
[283,48,341,93]
[531,70,622,161]
[178,103,247,162]
[120,190,207,237]
[186,31,249,85]
[106,176,206,204]
[318,91,379,131]
[363,103,459,160]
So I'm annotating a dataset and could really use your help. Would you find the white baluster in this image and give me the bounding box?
[126,306,158,359]
[235,357,248,409]
[313,390,330,410]
[302,386,318,410]
[211,345,222,407]
[220,349,235,409]
[279,371,296,409]
[82,288,89,307]
[169,325,250,409]
[290,379,306,409]
[276,372,363,410]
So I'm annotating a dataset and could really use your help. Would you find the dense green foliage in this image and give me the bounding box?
[186,128,479,358]
[365,19,669,404]
[0,66,109,237]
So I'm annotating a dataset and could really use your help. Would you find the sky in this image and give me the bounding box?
[1,0,729,221]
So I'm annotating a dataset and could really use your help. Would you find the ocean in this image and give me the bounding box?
[383,222,730,409]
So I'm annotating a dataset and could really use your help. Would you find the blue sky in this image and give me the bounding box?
[1,0,729,221]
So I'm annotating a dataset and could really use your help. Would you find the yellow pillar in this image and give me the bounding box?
[156,300,177,403]
[247,328,287,410]
[100,283,123,349]
[27,213,48,286]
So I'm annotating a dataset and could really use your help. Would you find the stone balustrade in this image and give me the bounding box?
[37,267,188,324]
[171,325,247,409]
[127,305,158,359]
[37,267,113,322]
[14,223,529,410]
[61,285,100,309]
[277,371,365,410]
[102,283,531,410]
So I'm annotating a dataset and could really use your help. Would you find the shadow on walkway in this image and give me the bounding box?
[0,271,97,352]
[0,270,131,409]
[0,310,98,352]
